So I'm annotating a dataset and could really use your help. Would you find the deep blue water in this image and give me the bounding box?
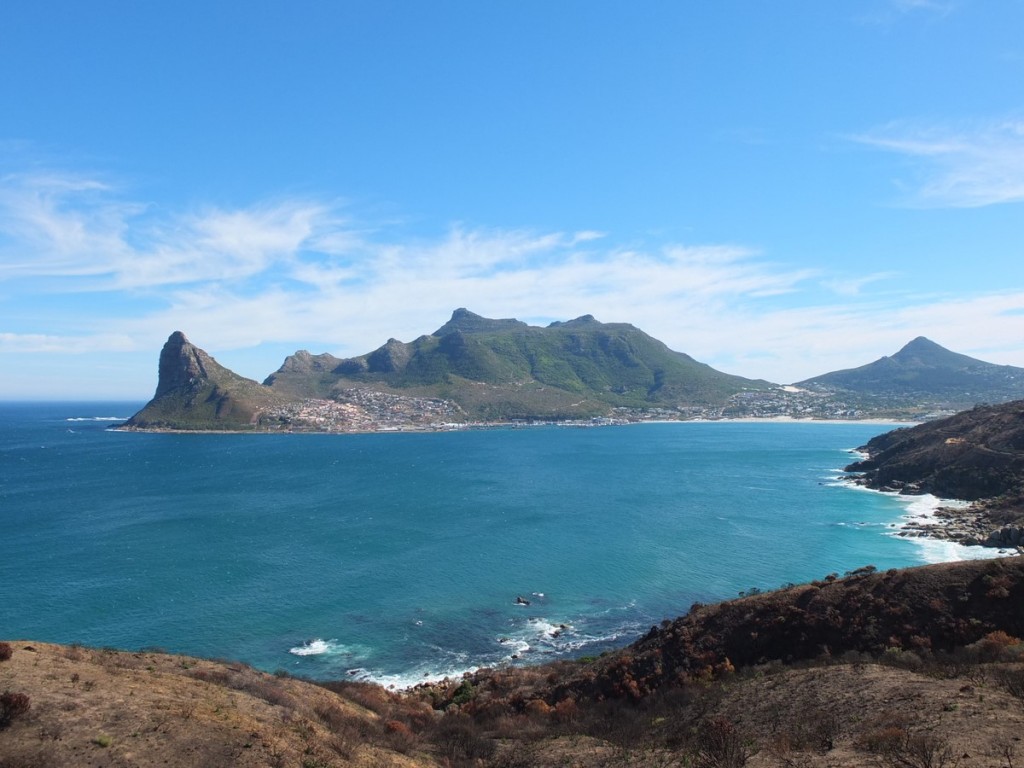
[0,402,998,686]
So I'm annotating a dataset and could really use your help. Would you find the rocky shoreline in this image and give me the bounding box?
[895,501,1023,551]
[843,472,1024,553]
[892,501,1019,548]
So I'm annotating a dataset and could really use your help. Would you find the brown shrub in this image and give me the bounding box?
[996,666,1024,700]
[383,719,419,754]
[430,715,496,764]
[319,680,394,716]
[873,730,959,768]
[0,691,31,727]
[552,697,578,723]
[523,699,551,718]
[975,630,1021,661]
[0,643,12,662]
[694,716,753,768]
[188,668,231,686]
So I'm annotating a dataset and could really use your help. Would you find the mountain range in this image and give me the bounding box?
[124,310,1024,430]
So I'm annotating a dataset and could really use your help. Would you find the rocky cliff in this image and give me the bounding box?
[124,332,285,430]
[845,400,1024,501]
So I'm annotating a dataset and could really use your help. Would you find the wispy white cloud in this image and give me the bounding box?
[852,118,1024,207]
[890,0,955,14]
[0,331,136,354]
[0,173,354,289]
[0,172,138,276]
[3,169,1024,393]
[858,0,956,25]
[821,271,900,297]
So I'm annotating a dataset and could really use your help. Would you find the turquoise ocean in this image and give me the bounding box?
[0,402,1005,687]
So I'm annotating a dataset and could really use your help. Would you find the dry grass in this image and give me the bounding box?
[0,641,439,767]
[6,558,1024,767]
[5,642,1024,767]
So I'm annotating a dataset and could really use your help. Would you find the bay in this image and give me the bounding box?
[0,402,999,687]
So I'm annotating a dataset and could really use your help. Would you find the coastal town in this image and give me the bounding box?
[256,384,954,433]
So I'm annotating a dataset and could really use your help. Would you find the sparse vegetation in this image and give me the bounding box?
[0,692,30,728]
[91,733,112,748]
[4,557,1024,766]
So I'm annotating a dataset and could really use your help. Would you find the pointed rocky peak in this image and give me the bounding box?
[432,308,528,336]
[891,337,982,368]
[129,333,281,429]
[152,331,254,399]
[894,336,944,358]
[155,331,212,397]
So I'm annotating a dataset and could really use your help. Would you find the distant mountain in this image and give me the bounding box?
[123,332,286,430]
[797,337,1024,410]
[131,319,1024,431]
[264,308,774,420]
[124,311,776,430]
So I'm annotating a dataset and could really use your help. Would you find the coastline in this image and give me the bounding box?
[114,415,918,435]
[891,494,1018,562]
[840,469,1020,561]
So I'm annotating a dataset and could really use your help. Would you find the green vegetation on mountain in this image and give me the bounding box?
[265,309,773,419]
[123,317,1024,430]
[123,332,286,430]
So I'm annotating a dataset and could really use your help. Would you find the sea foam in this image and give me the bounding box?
[288,638,353,657]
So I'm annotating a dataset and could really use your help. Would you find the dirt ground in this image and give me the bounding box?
[4,641,1024,767]
[0,641,436,768]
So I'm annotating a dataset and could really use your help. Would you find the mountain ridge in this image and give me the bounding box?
[123,313,1024,430]
[798,335,1024,409]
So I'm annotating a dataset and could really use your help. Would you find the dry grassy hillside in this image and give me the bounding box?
[6,558,1024,767]
[0,642,439,768]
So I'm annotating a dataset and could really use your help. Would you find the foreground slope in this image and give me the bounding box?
[424,556,1024,766]
[6,558,1024,767]
[0,642,437,768]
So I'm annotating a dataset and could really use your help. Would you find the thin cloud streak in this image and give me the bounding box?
[4,171,1024,388]
[0,331,136,354]
[853,119,1024,207]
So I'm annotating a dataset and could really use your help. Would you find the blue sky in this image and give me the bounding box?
[2,1,1024,399]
